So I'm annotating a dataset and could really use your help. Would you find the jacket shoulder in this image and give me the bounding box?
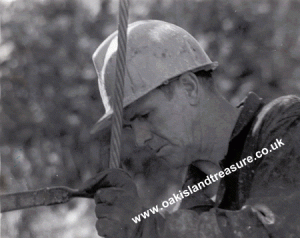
[252,95,300,138]
[249,95,300,197]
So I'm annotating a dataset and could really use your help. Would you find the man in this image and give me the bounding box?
[83,20,300,237]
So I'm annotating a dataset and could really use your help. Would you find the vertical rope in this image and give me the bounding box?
[109,0,129,168]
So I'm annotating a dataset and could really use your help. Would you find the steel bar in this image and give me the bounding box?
[0,186,92,213]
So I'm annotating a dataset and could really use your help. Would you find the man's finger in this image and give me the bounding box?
[94,187,126,204]
[96,218,126,238]
[79,169,134,194]
[95,204,123,222]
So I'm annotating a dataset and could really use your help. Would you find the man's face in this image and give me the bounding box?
[122,85,194,168]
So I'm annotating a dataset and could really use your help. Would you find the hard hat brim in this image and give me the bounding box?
[90,109,113,134]
[90,61,218,134]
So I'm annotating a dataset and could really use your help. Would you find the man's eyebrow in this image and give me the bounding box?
[123,106,138,121]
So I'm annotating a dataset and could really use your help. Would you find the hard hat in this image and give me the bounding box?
[91,20,218,134]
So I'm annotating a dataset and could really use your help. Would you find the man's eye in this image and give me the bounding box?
[140,112,150,119]
[123,124,132,129]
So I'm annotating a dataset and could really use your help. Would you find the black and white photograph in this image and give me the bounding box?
[1,0,300,237]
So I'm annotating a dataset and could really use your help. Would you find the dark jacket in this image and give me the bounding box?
[136,92,300,238]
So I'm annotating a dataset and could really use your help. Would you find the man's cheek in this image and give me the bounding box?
[121,137,135,157]
[161,147,182,162]
[120,135,156,175]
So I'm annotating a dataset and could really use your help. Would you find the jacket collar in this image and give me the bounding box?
[182,92,264,210]
[230,92,263,140]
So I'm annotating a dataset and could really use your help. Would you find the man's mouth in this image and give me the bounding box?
[156,144,170,156]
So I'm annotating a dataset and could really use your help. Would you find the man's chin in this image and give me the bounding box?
[122,155,187,207]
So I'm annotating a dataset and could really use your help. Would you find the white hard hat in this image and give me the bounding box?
[91,20,218,134]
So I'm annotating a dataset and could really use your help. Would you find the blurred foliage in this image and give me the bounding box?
[0,0,300,237]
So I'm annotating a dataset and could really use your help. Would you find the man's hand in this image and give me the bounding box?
[80,169,143,238]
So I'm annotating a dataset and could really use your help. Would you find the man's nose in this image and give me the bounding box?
[132,120,152,147]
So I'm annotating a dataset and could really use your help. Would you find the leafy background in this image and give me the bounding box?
[1,0,300,237]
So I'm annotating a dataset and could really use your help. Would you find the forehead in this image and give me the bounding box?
[123,89,162,120]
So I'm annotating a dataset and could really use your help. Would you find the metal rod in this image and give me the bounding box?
[0,186,93,213]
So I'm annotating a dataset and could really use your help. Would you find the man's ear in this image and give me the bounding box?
[178,72,201,105]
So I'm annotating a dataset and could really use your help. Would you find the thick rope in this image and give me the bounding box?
[109,0,129,168]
